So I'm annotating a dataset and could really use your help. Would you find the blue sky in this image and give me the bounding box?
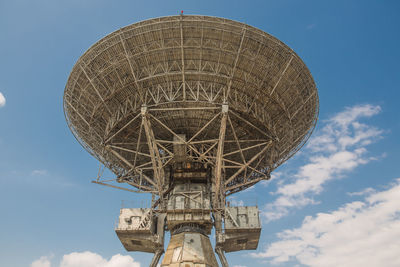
[1,1,400,266]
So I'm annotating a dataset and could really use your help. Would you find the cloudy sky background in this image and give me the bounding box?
[1,1,399,266]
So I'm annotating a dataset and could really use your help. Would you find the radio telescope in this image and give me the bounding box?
[64,15,318,267]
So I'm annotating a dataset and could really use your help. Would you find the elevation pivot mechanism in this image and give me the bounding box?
[64,15,318,266]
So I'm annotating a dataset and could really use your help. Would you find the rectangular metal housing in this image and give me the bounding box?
[115,208,165,253]
[221,206,261,252]
[167,183,212,233]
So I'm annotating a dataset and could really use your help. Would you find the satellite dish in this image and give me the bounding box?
[64,15,318,267]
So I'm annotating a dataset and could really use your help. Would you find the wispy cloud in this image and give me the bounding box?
[227,196,245,206]
[260,171,282,187]
[306,24,316,30]
[31,169,48,176]
[31,252,140,267]
[347,187,375,197]
[0,92,6,108]
[251,178,400,267]
[262,104,383,222]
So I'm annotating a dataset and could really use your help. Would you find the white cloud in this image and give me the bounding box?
[32,252,140,267]
[263,104,383,222]
[260,171,282,187]
[0,92,5,108]
[228,198,244,206]
[347,187,375,197]
[251,178,400,267]
[60,251,140,267]
[307,104,381,153]
[31,256,51,267]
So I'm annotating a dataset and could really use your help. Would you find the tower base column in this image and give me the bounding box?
[161,232,218,267]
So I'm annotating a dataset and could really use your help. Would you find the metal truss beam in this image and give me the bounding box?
[104,113,141,144]
[224,141,272,186]
[214,104,228,204]
[180,14,186,100]
[148,113,214,165]
[225,27,246,100]
[141,106,166,205]
[105,145,157,188]
[91,180,154,193]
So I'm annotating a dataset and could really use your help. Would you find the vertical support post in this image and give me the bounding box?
[214,104,228,255]
[150,249,164,267]
[214,103,228,203]
[141,105,166,208]
[215,247,229,267]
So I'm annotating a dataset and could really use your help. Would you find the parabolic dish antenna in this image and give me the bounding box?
[64,15,318,267]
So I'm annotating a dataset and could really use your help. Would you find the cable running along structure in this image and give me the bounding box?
[64,15,318,267]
